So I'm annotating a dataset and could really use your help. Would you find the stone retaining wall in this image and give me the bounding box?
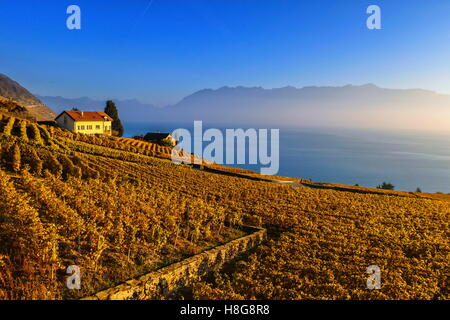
[83,227,267,300]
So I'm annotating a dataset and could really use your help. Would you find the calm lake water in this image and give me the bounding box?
[124,121,450,193]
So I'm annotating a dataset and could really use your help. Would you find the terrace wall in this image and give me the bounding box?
[83,227,267,300]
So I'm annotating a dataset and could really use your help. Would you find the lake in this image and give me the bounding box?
[124,121,450,193]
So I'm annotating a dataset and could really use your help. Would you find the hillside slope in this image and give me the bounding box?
[0,74,56,121]
[0,113,448,300]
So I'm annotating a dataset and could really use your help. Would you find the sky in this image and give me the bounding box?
[1,0,450,105]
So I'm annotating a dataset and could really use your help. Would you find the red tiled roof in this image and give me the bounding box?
[57,110,113,122]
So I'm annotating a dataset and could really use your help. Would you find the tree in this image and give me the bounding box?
[377,182,394,190]
[415,187,422,193]
[104,100,124,137]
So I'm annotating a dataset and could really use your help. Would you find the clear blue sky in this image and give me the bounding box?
[1,0,450,105]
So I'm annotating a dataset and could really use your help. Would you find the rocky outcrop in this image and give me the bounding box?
[83,227,267,300]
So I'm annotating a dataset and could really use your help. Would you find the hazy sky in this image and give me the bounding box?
[1,0,450,105]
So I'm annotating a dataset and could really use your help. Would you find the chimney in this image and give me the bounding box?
[81,111,84,118]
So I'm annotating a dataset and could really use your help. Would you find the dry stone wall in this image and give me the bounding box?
[83,227,267,300]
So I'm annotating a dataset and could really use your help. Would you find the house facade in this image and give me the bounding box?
[55,110,113,135]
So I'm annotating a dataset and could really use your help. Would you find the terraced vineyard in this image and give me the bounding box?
[0,113,448,300]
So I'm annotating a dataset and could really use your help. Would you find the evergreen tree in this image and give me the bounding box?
[104,100,124,137]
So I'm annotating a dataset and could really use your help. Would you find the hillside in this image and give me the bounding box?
[0,74,56,121]
[0,112,448,300]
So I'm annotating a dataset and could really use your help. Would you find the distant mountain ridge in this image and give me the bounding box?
[173,83,441,108]
[37,95,161,122]
[0,74,56,121]
[166,84,450,130]
[37,83,450,131]
[4,70,448,130]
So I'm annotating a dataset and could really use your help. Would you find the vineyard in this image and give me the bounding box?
[0,97,34,121]
[0,113,448,300]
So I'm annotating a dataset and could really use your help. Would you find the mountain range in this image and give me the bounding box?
[35,95,161,122]
[38,83,450,131]
[2,73,450,131]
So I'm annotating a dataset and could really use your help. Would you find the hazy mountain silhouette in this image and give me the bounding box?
[37,95,161,122]
[38,84,450,131]
[166,84,450,130]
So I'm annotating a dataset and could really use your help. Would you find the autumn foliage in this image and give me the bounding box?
[0,113,448,300]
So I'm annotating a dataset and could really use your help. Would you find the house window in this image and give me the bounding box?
[96,125,100,130]
[87,125,93,130]
[79,125,85,130]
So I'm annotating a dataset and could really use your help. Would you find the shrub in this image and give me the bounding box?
[2,116,15,136]
[42,153,63,177]
[11,144,21,173]
[376,182,395,190]
[39,126,52,144]
[73,166,82,179]
[30,149,43,176]
[30,124,43,144]
[20,145,43,177]
[19,120,29,143]
[58,154,77,180]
